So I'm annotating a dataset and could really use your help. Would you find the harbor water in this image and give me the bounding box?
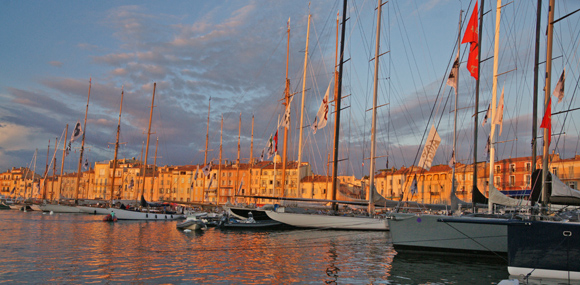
[0,210,515,284]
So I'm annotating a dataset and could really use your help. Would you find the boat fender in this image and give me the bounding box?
[146,213,149,218]
[165,215,167,219]
[94,210,97,215]
[155,215,158,219]
[171,215,173,219]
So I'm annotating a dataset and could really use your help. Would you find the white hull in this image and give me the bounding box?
[77,206,110,215]
[30,204,42,211]
[109,208,184,220]
[387,213,507,253]
[508,267,580,280]
[39,204,83,213]
[266,211,388,231]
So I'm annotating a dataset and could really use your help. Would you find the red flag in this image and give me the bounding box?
[273,130,278,153]
[462,2,478,44]
[462,2,479,80]
[540,98,552,146]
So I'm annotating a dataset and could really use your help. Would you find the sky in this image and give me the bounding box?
[1,0,579,179]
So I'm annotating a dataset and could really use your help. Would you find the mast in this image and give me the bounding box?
[329,11,339,200]
[451,10,462,211]
[52,137,57,201]
[203,98,210,204]
[32,149,37,199]
[74,78,91,203]
[218,115,223,204]
[531,0,542,172]
[281,18,290,198]
[331,0,348,210]
[58,124,68,202]
[249,114,253,203]
[488,0,502,213]
[110,88,124,205]
[542,0,555,208]
[139,82,156,203]
[296,14,311,196]
[153,137,158,201]
[368,0,383,215]
[43,139,49,200]
[472,0,484,212]
[236,113,241,203]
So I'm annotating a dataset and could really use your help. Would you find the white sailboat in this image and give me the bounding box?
[266,0,389,231]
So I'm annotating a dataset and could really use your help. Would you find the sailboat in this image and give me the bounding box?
[266,0,388,231]
[40,79,93,214]
[78,87,125,215]
[106,83,184,220]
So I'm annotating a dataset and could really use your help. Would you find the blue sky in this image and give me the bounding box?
[1,0,579,179]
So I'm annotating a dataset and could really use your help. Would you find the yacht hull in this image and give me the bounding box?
[266,211,388,230]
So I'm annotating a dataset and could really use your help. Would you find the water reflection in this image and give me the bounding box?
[0,211,512,284]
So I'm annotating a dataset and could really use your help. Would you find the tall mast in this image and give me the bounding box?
[472,0,484,212]
[43,139,49,200]
[139,82,156,203]
[542,0,555,208]
[250,114,254,166]
[281,18,290,198]
[451,10,462,211]
[235,113,241,203]
[488,0,502,213]
[218,115,223,204]
[328,11,339,200]
[52,137,57,201]
[74,78,91,203]
[296,14,311,196]
[32,149,37,199]
[331,0,348,210]
[368,0,383,215]
[531,0,542,172]
[58,124,68,201]
[153,137,158,201]
[110,88,124,205]
[204,98,211,166]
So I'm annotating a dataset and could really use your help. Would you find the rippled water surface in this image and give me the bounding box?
[0,210,513,284]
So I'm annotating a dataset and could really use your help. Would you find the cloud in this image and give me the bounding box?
[49,61,63,67]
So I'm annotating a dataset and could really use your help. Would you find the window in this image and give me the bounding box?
[525,175,531,187]
[552,167,558,177]
[509,175,515,186]
[495,177,501,187]
[568,181,577,189]
[525,162,531,172]
[495,165,501,173]
[510,164,516,173]
[99,169,105,176]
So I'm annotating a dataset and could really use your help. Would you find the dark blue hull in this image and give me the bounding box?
[508,220,580,280]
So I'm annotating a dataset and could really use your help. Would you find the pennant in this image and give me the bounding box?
[312,79,332,134]
[83,159,89,170]
[553,68,565,103]
[540,98,552,147]
[462,2,479,79]
[418,125,441,171]
[449,151,456,169]
[482,102,491,127]
[485,135,490,162]
[410,176,418,195]
[71,120,83,143]
[207,175,214,191]
[446,55,459,95]
[66,142,71,156]
[194,166,199,180]
[267,134,274,158]
[493,86,505,136]
[202,163,211,178]
[273,130,278,154]
[237,179,244,195]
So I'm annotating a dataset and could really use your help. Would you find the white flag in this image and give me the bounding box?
[482,102,491,127]
[418,125,441,171]
[280,95,294,129]
[71,120,83,143]
[493,86,505,136]
[446,55,459,95]
[202,164,210,177]
[267,135,274,158]
[410,176,418,195]
[83,159,89,170]
[448,151,456,169]
[553,68,565,103]
[312,79,332,134]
